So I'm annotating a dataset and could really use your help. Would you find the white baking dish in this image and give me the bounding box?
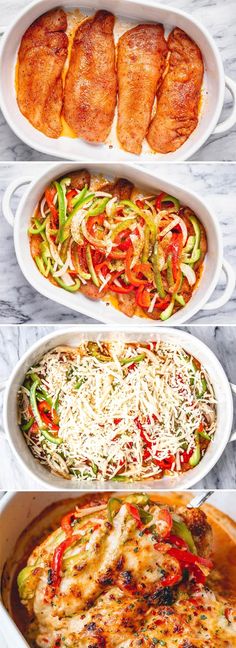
[0,0,236,162]
[2,162,235,325]
[0,490,235,648]
[1,325,236,491]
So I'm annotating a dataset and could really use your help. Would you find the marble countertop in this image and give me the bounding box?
[0,324,235,490]
[0,162,235,325]
[0,0,236,161]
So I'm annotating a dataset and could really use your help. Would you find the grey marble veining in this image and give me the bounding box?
[0,162,235,324]
[0,0,236,161]
[0,325,235,490]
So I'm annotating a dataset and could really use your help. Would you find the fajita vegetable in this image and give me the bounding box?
[28,172,207,320]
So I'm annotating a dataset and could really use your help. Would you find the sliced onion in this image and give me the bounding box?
[177,218,188,245]
[159,216,187,245]
[45,219,64,267]
[148,293,158,313]
[71,209,88,244]
[106,197,117,218]
[60,272,75,286]
[94,191,112,198]
[180,263,196,286]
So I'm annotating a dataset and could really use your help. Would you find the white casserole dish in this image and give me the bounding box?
[0,490,236,648]
[1,325,236,491]
[2,162,235,325]
[0,0,236,162]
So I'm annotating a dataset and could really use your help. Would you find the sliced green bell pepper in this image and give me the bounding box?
[120,353,146,366]
[172,519,197,553]
[142,225,150,263]
[189,215,201,263]
[189,434,201,467]
[87,342,111,362]
[54,181,67,242]
[197,377,207,398]
[161,194,180,211]
[153,243,166,298]
[108,497,122,522]
[53,276,81,292]
[160,299,175,321]
[174,293,185,306]
[87,197,110,217]
[21,417,35,432]
[28,218,46,235]
[85,245,99,287]
[41,429,63,445]
[167,254,174,287]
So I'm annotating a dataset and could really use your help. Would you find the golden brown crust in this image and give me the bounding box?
[66,169,91,190]
[147,27,204,153]
[117,24,168,154]
[63,11,116,142]
[99,178,134,200]
[17,9,68,138]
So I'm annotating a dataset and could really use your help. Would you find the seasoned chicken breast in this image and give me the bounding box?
[17,8,68,138]
[99,178,134,200]
[147,28,204,153]
[117,24,168,154]
[63,11,116,143]
[18,494,232,648]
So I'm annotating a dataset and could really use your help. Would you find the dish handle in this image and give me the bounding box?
[2,177,32,226]
[213,76,236,135]
[201,259,235,311]
[228,383,236,442]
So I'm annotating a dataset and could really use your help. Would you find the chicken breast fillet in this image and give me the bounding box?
[147,27,204,153]
[17,497,236,648]
[117,24,168,155]
[63,11,116,143]
[17,9,68,138]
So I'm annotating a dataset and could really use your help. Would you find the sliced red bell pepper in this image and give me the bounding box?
[155,192,166,210]
[108,270,134,294]
[87,214,106,237]
[126,503,143,529]
[159,564,182,587]
[153,454,175,471]
[136,199,144,209]
[66,189,77,212]
[38,401,59,430]
[155,508,173,538]
[166,233,183,282]
[125,247,149,286]
[167,534,188,550]
[167,547,213,569]
[189,563,206,584]
[136,285,152,309]
[61,511,76,536]
[51,534,82,588]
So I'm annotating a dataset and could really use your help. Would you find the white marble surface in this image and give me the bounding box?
[0,162,235,324]
[0,324,235,490]
[0,0,236,161]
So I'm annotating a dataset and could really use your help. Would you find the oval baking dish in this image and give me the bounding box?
[0,0,236,162]
[2,163,235,325]
[1,325,236,490]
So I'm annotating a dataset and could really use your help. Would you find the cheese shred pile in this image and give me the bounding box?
[18,340,217,481]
